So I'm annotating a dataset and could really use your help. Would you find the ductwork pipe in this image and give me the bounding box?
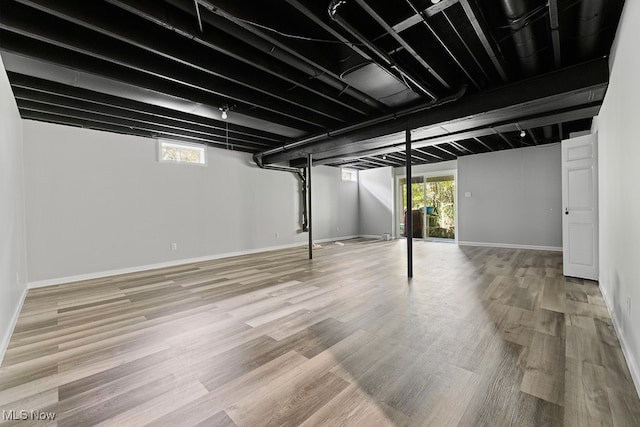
[500,0,539,77]
[252,153,309,231]
[577,0,604,61]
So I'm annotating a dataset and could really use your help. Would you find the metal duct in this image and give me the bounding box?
[252,154,308,232]
[500,0,539,77]
[577,0,605,61]
[501,0,559,140]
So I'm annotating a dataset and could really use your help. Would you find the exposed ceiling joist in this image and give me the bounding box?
[459,0,509,82]
[0,0,624,170]
[494,129,515,148]
[13,88,273,148]
[392,0,459,33]
[311,102,600,164]
[549,0,562,68]
[263,57,608,164]
[473,136,494,151]
[414,148,444,160]
[0,7,341,130]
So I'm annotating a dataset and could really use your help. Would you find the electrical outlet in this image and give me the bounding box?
[171,243,178,251]
[628,296,632,317]
[16,272,19,284]
[275,232,279,239]
[337,226,340,232]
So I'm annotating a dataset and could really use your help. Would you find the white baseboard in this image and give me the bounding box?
[457,241,563,252]
[600,288,640,398]
[27,235,361,289]
[358,234,388,240]
[0,285,28,366]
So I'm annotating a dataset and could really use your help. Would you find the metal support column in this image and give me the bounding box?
[405,129,413,278]
[308,153,313,260]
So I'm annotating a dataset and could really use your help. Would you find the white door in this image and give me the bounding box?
[562,133,598,280]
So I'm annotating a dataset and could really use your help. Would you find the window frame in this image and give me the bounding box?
[158,140,207,166]
[341,168,358,182]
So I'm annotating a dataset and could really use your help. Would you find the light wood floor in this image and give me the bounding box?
[1,239,639,426]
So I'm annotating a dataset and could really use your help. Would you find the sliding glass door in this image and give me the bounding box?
[398,173,456,240]
[399,177,426,238]
[425,175,455,239]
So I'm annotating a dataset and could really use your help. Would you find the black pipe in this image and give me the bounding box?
[501,0,558,139]
[252,152,308,232]
[308,153,313,260]
[577,0,604,61]
[301,168,309,232]
[500,0,539,77]
[405,129,413,278]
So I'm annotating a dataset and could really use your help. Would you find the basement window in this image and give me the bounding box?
[158,140,206,165]
[341,168,358,182]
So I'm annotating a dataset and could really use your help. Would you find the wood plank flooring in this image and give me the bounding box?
[1,239,639,426]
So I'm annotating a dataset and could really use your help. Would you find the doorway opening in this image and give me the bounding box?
[398,173,456,241]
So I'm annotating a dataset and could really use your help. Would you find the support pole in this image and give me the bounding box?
[308,153,313,260]
[405,129,413,278]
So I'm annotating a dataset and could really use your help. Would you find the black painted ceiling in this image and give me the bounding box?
[0,0,625,169]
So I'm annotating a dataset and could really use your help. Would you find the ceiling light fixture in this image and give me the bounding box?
[431,0,441,4]
[520,130,526,138]
[382,154,387,160]
[219,104,230,120]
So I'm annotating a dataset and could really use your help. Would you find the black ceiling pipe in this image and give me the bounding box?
[500,0,540,77]
[500,0,558,140]
[327,0,438,100]
[577,0,605,61]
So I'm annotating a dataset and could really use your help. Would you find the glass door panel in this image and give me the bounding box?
[425,175,455,239]
[399,177,425,238]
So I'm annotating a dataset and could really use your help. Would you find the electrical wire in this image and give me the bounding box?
[229,15,366,47]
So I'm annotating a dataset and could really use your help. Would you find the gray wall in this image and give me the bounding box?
[393,160,458,177]
[0,55,28,361]
[457,145,562,249]
[358,167,393,237]
[23,121,358,283]
[597,0,640,391]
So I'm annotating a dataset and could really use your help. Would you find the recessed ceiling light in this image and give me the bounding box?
[431,0,441,4]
